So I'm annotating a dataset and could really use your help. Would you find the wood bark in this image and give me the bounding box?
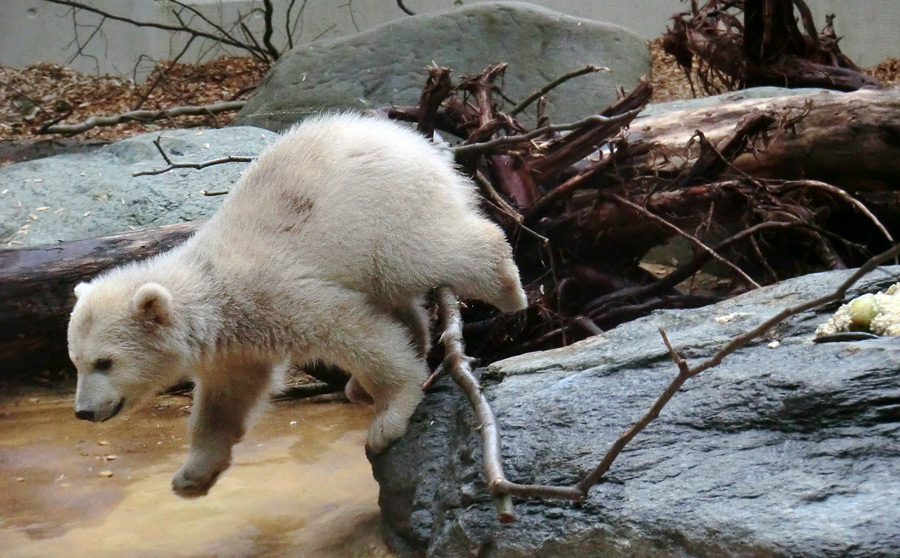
[0,223,198,376]
[629,89,900,189]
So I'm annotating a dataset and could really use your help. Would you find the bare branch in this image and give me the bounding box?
[577,241,900,491]
[584,221,799,315]
[132,35,197,111]
[521,140,653,222]
[168,0,247,55]
[452,111,639,159]
[436,287,517,522]
[65,11,107,70]
[132,135,253,177]
[508,65,609,117]
[473,171,524,224]
[774,179,895,247]
[43,100,245,135]
[285,0,308,50]
[603,192,762,289]
[576,328,692,491]
[415,64,454,139]
[44,0,267,58]
[437,288,585,520]
[240,20,268,61]
[260,0,281,60]
[473,171,549,245]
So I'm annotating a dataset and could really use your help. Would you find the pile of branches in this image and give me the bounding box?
[661,0,882,95]
[382,62,893,363]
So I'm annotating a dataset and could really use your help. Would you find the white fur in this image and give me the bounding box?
[67,114,527,498]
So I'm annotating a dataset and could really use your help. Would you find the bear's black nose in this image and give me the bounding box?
[75,409,95,421]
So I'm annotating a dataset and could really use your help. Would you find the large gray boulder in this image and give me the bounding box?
[0,127,277,247]
[235,2,650,131]
[372,267,900,557]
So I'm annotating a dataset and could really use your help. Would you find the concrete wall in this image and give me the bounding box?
[1,0,897,78]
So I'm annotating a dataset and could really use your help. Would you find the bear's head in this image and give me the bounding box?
[68,279,188,422]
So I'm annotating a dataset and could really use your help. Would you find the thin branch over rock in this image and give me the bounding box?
[132,134,253,177]
[437,244,900,520]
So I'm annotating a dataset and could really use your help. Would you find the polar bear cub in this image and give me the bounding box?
[67,113,527,497]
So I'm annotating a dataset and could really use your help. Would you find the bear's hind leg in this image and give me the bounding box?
[172,358,273,498]
[360,356,426,454]
[346,298,431,406]
[325,302,427,453]
[441,219,527,313]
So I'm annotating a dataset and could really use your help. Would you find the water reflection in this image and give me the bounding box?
[0,391,394,558]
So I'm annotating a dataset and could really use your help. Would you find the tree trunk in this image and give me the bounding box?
[630,89,900,190]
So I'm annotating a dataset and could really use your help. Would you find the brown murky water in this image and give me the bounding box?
[0,389,395,558]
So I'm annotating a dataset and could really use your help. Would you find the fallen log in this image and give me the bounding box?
[0,223,198,377]
[630,89,900,189]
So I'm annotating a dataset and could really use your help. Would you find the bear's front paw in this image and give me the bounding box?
[172,458,227,498]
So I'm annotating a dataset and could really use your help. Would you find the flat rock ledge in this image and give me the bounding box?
[372,267,900,558]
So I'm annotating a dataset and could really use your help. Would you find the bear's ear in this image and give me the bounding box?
[132,283,173,325]
[74,282,93,299]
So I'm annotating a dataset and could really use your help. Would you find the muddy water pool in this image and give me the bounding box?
[0,389,395,558]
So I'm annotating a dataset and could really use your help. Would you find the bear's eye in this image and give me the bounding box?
[93,358,113,372]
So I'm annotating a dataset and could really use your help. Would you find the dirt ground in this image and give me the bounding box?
[0,55,265,147]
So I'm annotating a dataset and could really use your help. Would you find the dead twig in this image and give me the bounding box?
[456,242,900,509]
[522,139,652,222]
[416,64,454,139]
[45,0,269,59]
[260,0,281,61]
[396,0,415,16]
[132,135,253,177]
[773,179,895,248]
[508,65,609,117]
[603,191,762,289]
[452,111,640,159]
[441,244,900,511]
[576,241,900,490]
[438,288,588,520]
[671,111,777,190]
[132,35,197,111]
[584,221,800,315]
[436,287,518,522]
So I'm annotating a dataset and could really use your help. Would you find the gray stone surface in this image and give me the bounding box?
[373,267,900,557]
[235,2,650,131]
[0,127,277,247]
